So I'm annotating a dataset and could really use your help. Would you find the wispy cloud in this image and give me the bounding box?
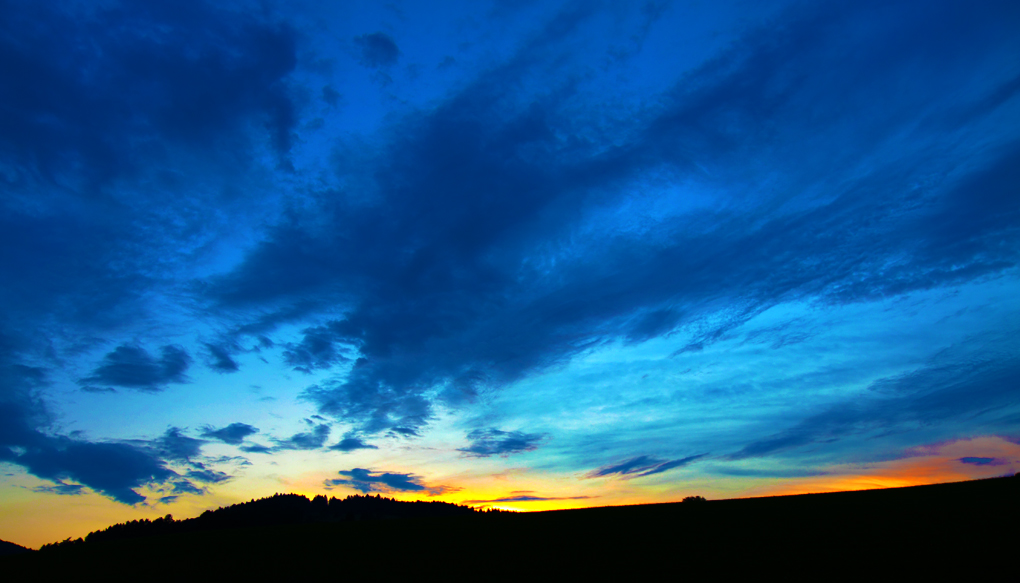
[273,423,331,451]
[324,468,454,495]
[728,333,1020,462]
[459,429,546,457]
[153,427,205,462]
[463,494,595,504]
[958,457,1003,467]
[587,455,706,479]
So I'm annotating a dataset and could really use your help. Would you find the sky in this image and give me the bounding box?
[1,0,1019,548]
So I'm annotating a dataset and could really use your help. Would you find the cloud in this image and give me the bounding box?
[959,457,1005,467]
[186,468,231,484]
[587,454,705,479]
[303,367,432,434]
[459,428,546,457]
[80,345,191,392]
[354,32,400,68]
[17,439,176,505]
[33,481,87,496]
[463,494,595,504]
[2,344,232,505]
[201,423,260,446]
[708,467,828,478]
[214,3,605,434]
[0,340,182,505]
[0,1,298,184]
[273,423,331,450]
[238,444,273,454]
[80,385,117,394]
[0,346,49,453]
[170,480,204,495]
[325,468,452,495]
[205,343,240,373]
[0,0,300,366]
[153,427,205,462]
[329,435,378,452]
[0,0,301,508]
[283,321,352,372]
[322,85,341,107]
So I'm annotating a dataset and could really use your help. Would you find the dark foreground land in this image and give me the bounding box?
[6,476,1017,577]
[0,539,30,557]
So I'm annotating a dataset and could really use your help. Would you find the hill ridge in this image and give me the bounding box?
[37,492,495,552]
[0,540,30,557]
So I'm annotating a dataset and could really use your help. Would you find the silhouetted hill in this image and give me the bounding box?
[6,476,1017,577]
[36,493,482,550]
[0,540,31,557]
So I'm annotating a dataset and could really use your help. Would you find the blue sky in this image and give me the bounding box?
[2,0,1019,547]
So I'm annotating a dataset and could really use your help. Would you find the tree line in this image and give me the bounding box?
[40,493,514,551]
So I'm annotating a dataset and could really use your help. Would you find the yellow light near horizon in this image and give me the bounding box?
[747,435,1020,498]
[0,483,149,550]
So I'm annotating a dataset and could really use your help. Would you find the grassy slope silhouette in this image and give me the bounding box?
[4,476,1016,576]
[0,539,30,557]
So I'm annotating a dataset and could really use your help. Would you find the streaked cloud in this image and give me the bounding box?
[459,429,546,457]
[273,423,331,451]
[324,468,454,495]
[463,494,596,504]
[587,455,706,479]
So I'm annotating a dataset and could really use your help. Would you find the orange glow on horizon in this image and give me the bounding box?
[746,436,1020,498]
